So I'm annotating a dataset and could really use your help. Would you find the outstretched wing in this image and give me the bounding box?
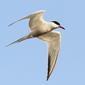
[8,15,31,27]
[38,32,61,80]
[8,10,45,27]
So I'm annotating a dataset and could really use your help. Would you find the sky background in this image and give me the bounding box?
[0,0,85,85]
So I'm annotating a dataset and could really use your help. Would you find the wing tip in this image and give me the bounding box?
[8,23,14,27]
[34,10,46,14]
[47,75,50,81]
[5,43,14,47]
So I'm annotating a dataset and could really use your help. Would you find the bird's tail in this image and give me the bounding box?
[6,34,33,47]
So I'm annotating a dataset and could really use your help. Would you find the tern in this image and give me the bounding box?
[7,10,65,80]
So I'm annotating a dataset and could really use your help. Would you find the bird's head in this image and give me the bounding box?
[51,21,65,30]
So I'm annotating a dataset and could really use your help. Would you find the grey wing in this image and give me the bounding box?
[8,15,31,27]
[8,10,45,27]
[47,36,60,80]
[38,32,61,80]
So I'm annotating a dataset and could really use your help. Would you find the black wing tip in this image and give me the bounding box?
[47,72,51,81]
[47,75,50,81]
[5,41,17,47]
[5,45,9,47]
[8,23,15,27]
[46,54,51,81]
[5,43,13,47]
[8,24,11,27]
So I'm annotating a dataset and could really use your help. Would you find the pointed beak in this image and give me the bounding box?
[59,25,65,30]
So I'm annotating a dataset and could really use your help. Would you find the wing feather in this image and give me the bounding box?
[8,10,45,27]
[38,32,61,80]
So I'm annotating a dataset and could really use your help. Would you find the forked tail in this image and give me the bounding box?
[6,34,33,47]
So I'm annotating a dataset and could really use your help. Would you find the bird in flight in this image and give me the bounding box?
[7,10,65,80]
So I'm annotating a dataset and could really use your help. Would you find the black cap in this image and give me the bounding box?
[51,21,60,25]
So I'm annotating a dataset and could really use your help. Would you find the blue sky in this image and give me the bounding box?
[0,0,85,85]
